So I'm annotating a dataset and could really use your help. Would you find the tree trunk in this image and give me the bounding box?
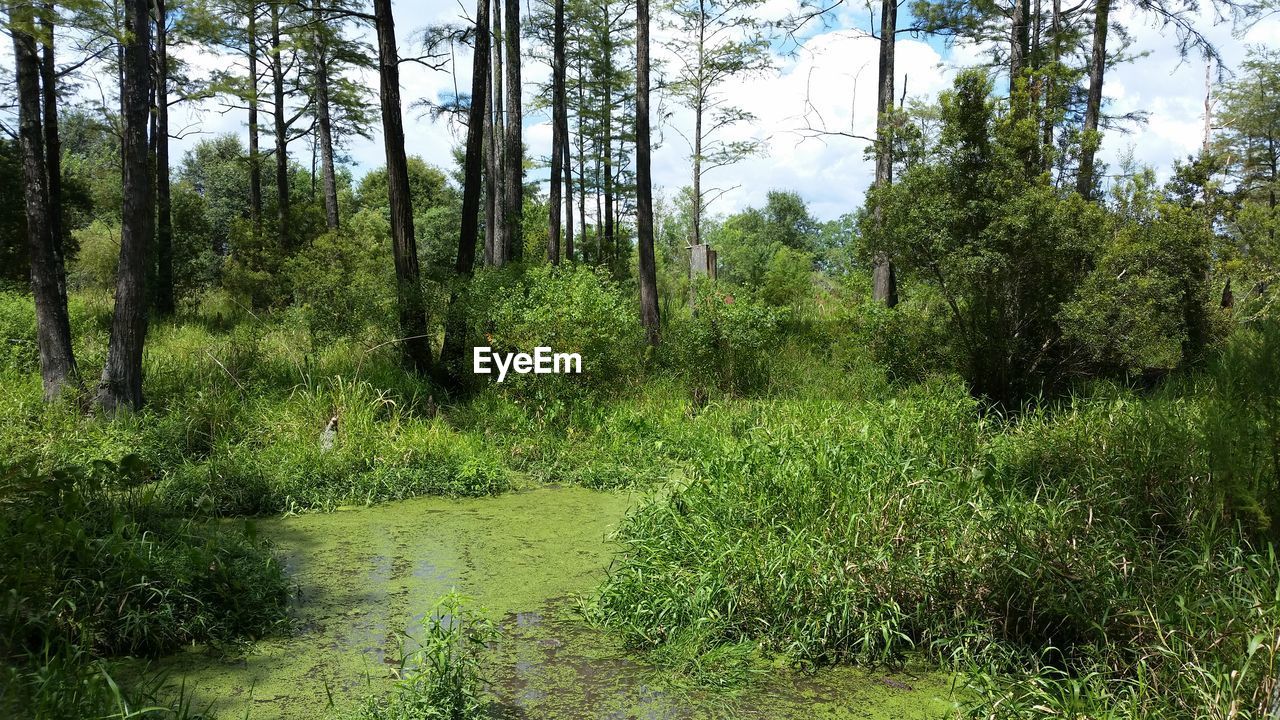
[636,0,660,344]
[562,97,574,261]
[1010,0,1030,81]
[1076,0,1110,200]
[441,0,490,371]
[483,86,497,265]
[547,0,564,265]
[691,17,704,249]
[38,3,67,308]
[373,0,433,373]
[490,0,506,264]
[501,0,523,263]
[1042,0,1061,163]
[98,0,154,412]
[248,5,263,237]
[871,0,898,307]
[11,1,79,401]
[270,1,290,248]
[313,0,340,230]
[155,0,176,316]
[602,3,615,259]
[575,52,588,263]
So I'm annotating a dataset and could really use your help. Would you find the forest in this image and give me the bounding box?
[2,0,1280,716]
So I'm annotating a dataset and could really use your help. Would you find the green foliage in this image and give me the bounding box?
[759,246,813,307]
[67,220,122,291]
[460,264,644,399]
[345,593,498,720]
[0,456,290,718]
[1060,183,1214,373]
[590,369,1280,715]
[285,214,397,341]
[661,286,784,395]
[1203,318,1280,537]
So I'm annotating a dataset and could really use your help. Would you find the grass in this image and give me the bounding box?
[3,282,1279,718]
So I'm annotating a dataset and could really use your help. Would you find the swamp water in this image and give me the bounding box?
[153,486,958,718]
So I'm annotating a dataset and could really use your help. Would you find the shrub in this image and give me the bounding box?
[0,456,290,717]
[661,286,785,395]
[461,264,643,399]
[344,593,498,720]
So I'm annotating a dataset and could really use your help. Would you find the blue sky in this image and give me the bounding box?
[15,0,1278,223]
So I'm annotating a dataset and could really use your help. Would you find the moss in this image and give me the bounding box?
[147,487,954,718]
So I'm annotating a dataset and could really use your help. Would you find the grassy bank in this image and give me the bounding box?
[3,277,1279,717]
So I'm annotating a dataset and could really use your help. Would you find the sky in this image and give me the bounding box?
[13,0,1280,223]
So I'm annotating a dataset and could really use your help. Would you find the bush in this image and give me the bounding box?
[284,218,397,342]
[344,593,498,720]
[661,286,785,396]
[460,264,643,400]
[0,456,290,717]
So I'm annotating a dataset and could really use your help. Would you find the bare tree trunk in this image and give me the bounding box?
[248,5,263,237]
[11,1,79,401]
[690,2,706,249]
[1010,0,1029,81]
[547,0,565,265]
[1042,0,1060,162]
[490,0,506,264]
[602,3,615,259]
[636,0,660,344]
[155,0,175,316]
[575,52,588,263]
[270,1,290,248]
[483,88,497,265]
[501,0,523,263]
[562,98,574,261]
[871,0,898,307]
[1077,0,1110,200]
[38,3,67,308]
[374,0,433,373]
[441,0,490,371]
[98,0,154,412]
[312,0,340,229]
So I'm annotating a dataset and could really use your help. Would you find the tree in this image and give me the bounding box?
[500,0,523,263]
[98,0,154,412]
[547,0,567,265]
[155,0,176,316]
[1217,47,1280,258]
[636,0,659,344]
[872,0,899,306]
[372,0,432,373]
[440,0,490,374]
[7,0,80,400]
[862,70,1104,403]
[664,0,771,247]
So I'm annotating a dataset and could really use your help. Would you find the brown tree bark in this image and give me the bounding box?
[1010,0,1030,81]
[871,0,898,307]
[547,0,565,265]
[98,0,154,412]
[312,0,340,230]
[440,0,490,372]
[10,1,79,401]
[1076,0,1110,200]
[373,0,433,373]
[38,3,66,305]
[636,0,660,344]
[501,0,523,263]
[155,0,176,316]
[270,1,290,248]
[248,5,263,236]
[562,98,574,261]
[490,0,506,264]
[483,85,497,265]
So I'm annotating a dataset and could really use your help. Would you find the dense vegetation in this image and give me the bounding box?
[4,0,1280,717]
